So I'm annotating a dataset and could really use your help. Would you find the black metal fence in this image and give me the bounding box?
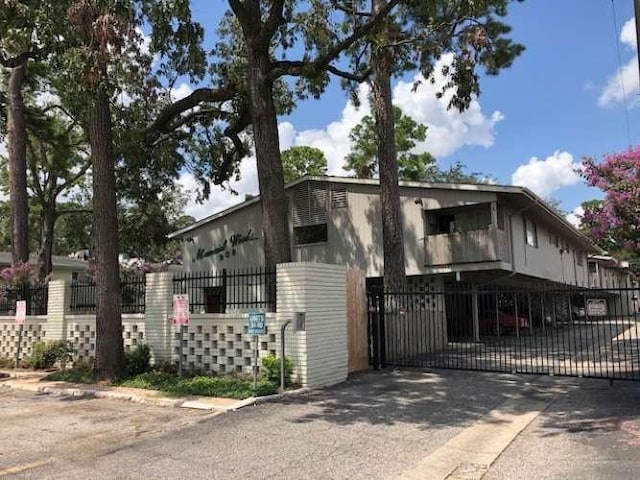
[172,268,276,313]
[69,276,146,314]
[0,285,48,316]
[368,283,640,381]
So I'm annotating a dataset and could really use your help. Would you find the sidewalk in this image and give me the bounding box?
[0,369,254,411]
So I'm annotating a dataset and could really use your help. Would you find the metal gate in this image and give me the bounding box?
[368,285,640,381]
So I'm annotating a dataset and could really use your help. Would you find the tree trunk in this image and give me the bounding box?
[7,59,29,265]
[245,40,291,271]
[371,0,406,293]
[37,205,56,280]
[89,87,124,380]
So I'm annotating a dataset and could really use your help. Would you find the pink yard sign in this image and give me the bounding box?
[173,294,190,326]
[15,300,26,325]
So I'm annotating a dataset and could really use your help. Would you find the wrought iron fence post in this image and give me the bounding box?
[222,268,227,314]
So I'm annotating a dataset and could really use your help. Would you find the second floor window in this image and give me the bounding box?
[525,218,538,247]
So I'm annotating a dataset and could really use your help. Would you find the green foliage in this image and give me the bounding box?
[281,146,328,183]
[261,354,293,386]
[44,368,93,384]
[124,344,152,377]
[0,357,14,369]
[345,107,490,183]
[119,372,277,399]
[27,341,73,370]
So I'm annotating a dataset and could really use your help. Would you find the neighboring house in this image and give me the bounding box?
[0,253,88,282]
[169,176,601,290]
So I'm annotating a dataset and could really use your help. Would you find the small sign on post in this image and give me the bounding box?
[248,312,266,389]
[15,300,26,326]
[173,294,190,376]
[15,300,26,367]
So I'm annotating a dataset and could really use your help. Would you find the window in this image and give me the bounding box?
[330,187,347,209]
[525,218,538,247]
[204,286,225,313]
[294,224,328,245]
[577,252,584,266]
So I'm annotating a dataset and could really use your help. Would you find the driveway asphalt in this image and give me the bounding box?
[2,369,640,479]
[485,378,640,480]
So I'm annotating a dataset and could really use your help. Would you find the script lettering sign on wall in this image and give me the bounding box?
[193,229,260,263]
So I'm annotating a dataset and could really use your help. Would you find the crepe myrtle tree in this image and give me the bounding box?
[582,147,640,256]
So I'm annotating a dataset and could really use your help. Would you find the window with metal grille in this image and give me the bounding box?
[294,224,328,245]
[292,182,328,226]
[330,187,347,209]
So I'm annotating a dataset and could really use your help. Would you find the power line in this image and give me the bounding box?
[610,0,633,147]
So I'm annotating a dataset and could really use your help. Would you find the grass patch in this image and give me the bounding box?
[119,372,277,399]
[44,369,94,384]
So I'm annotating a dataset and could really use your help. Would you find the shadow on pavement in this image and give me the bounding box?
[281,368,565,431]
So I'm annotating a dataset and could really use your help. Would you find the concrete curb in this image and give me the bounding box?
[236,387,315,408]
[0,372,313,411]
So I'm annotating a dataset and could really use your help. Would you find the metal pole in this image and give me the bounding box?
[280,320,292,390]
[15,324,23,368]
[472,285,480,342]
[178,325,184,377]
[635,0,640,84]
[254,334,259,389]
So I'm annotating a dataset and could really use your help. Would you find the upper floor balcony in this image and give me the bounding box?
[423,203,510,266]
[424,227,510,266]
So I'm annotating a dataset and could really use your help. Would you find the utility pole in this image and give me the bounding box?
[635,0,640,81]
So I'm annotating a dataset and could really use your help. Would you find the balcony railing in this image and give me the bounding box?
[424,228,510,266]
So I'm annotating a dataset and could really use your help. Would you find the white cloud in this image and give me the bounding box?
[178,55,505,221]
[511,151,581,197]
[177,156,260,221]
[170,83,194,102]
[393,56,504,158]
[621,18,637,49]
[566,205,584,228]
[598,17,640,108]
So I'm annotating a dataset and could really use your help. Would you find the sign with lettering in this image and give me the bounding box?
[173,294,190,325]
[248,312,266,335]
[192,229,260,263]
[587,298,607,317]
[15,300,26,325]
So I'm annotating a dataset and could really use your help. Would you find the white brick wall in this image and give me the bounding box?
[277,263,348,387]
[0,264,351,388]
[172,313,280,375]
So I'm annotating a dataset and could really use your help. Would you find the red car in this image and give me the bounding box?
[480,311,529,335]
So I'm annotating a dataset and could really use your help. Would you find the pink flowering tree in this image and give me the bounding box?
[0,263,49,312]
[582,146,640,254]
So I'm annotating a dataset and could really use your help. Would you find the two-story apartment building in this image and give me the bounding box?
[169,176,600,290]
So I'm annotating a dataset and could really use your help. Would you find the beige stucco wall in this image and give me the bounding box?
[507,211,589,286]
[184,202,265,270]
[179,180,593,286]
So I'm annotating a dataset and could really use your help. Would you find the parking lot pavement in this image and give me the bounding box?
[485,378,640,480]
[4,369,570,480]
[0,387,215,477]
[4,370,640,480]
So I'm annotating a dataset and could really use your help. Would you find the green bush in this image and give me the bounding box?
[124,344,152,377]
[27,341,73,370]
[261,354,293,386]
[0,357,14,369]
[119,371,278,399]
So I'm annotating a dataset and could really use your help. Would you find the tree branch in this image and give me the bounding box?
[269,0,402,81]
[146,87,236,135]
[260,0,286,44]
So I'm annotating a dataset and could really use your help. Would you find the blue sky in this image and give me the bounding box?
[178,1,640,224]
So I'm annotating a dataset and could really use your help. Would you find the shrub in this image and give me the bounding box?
[0,357,14,369]
[125,344,152,377]
[261,354,293,386]
[27,341,73,370]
